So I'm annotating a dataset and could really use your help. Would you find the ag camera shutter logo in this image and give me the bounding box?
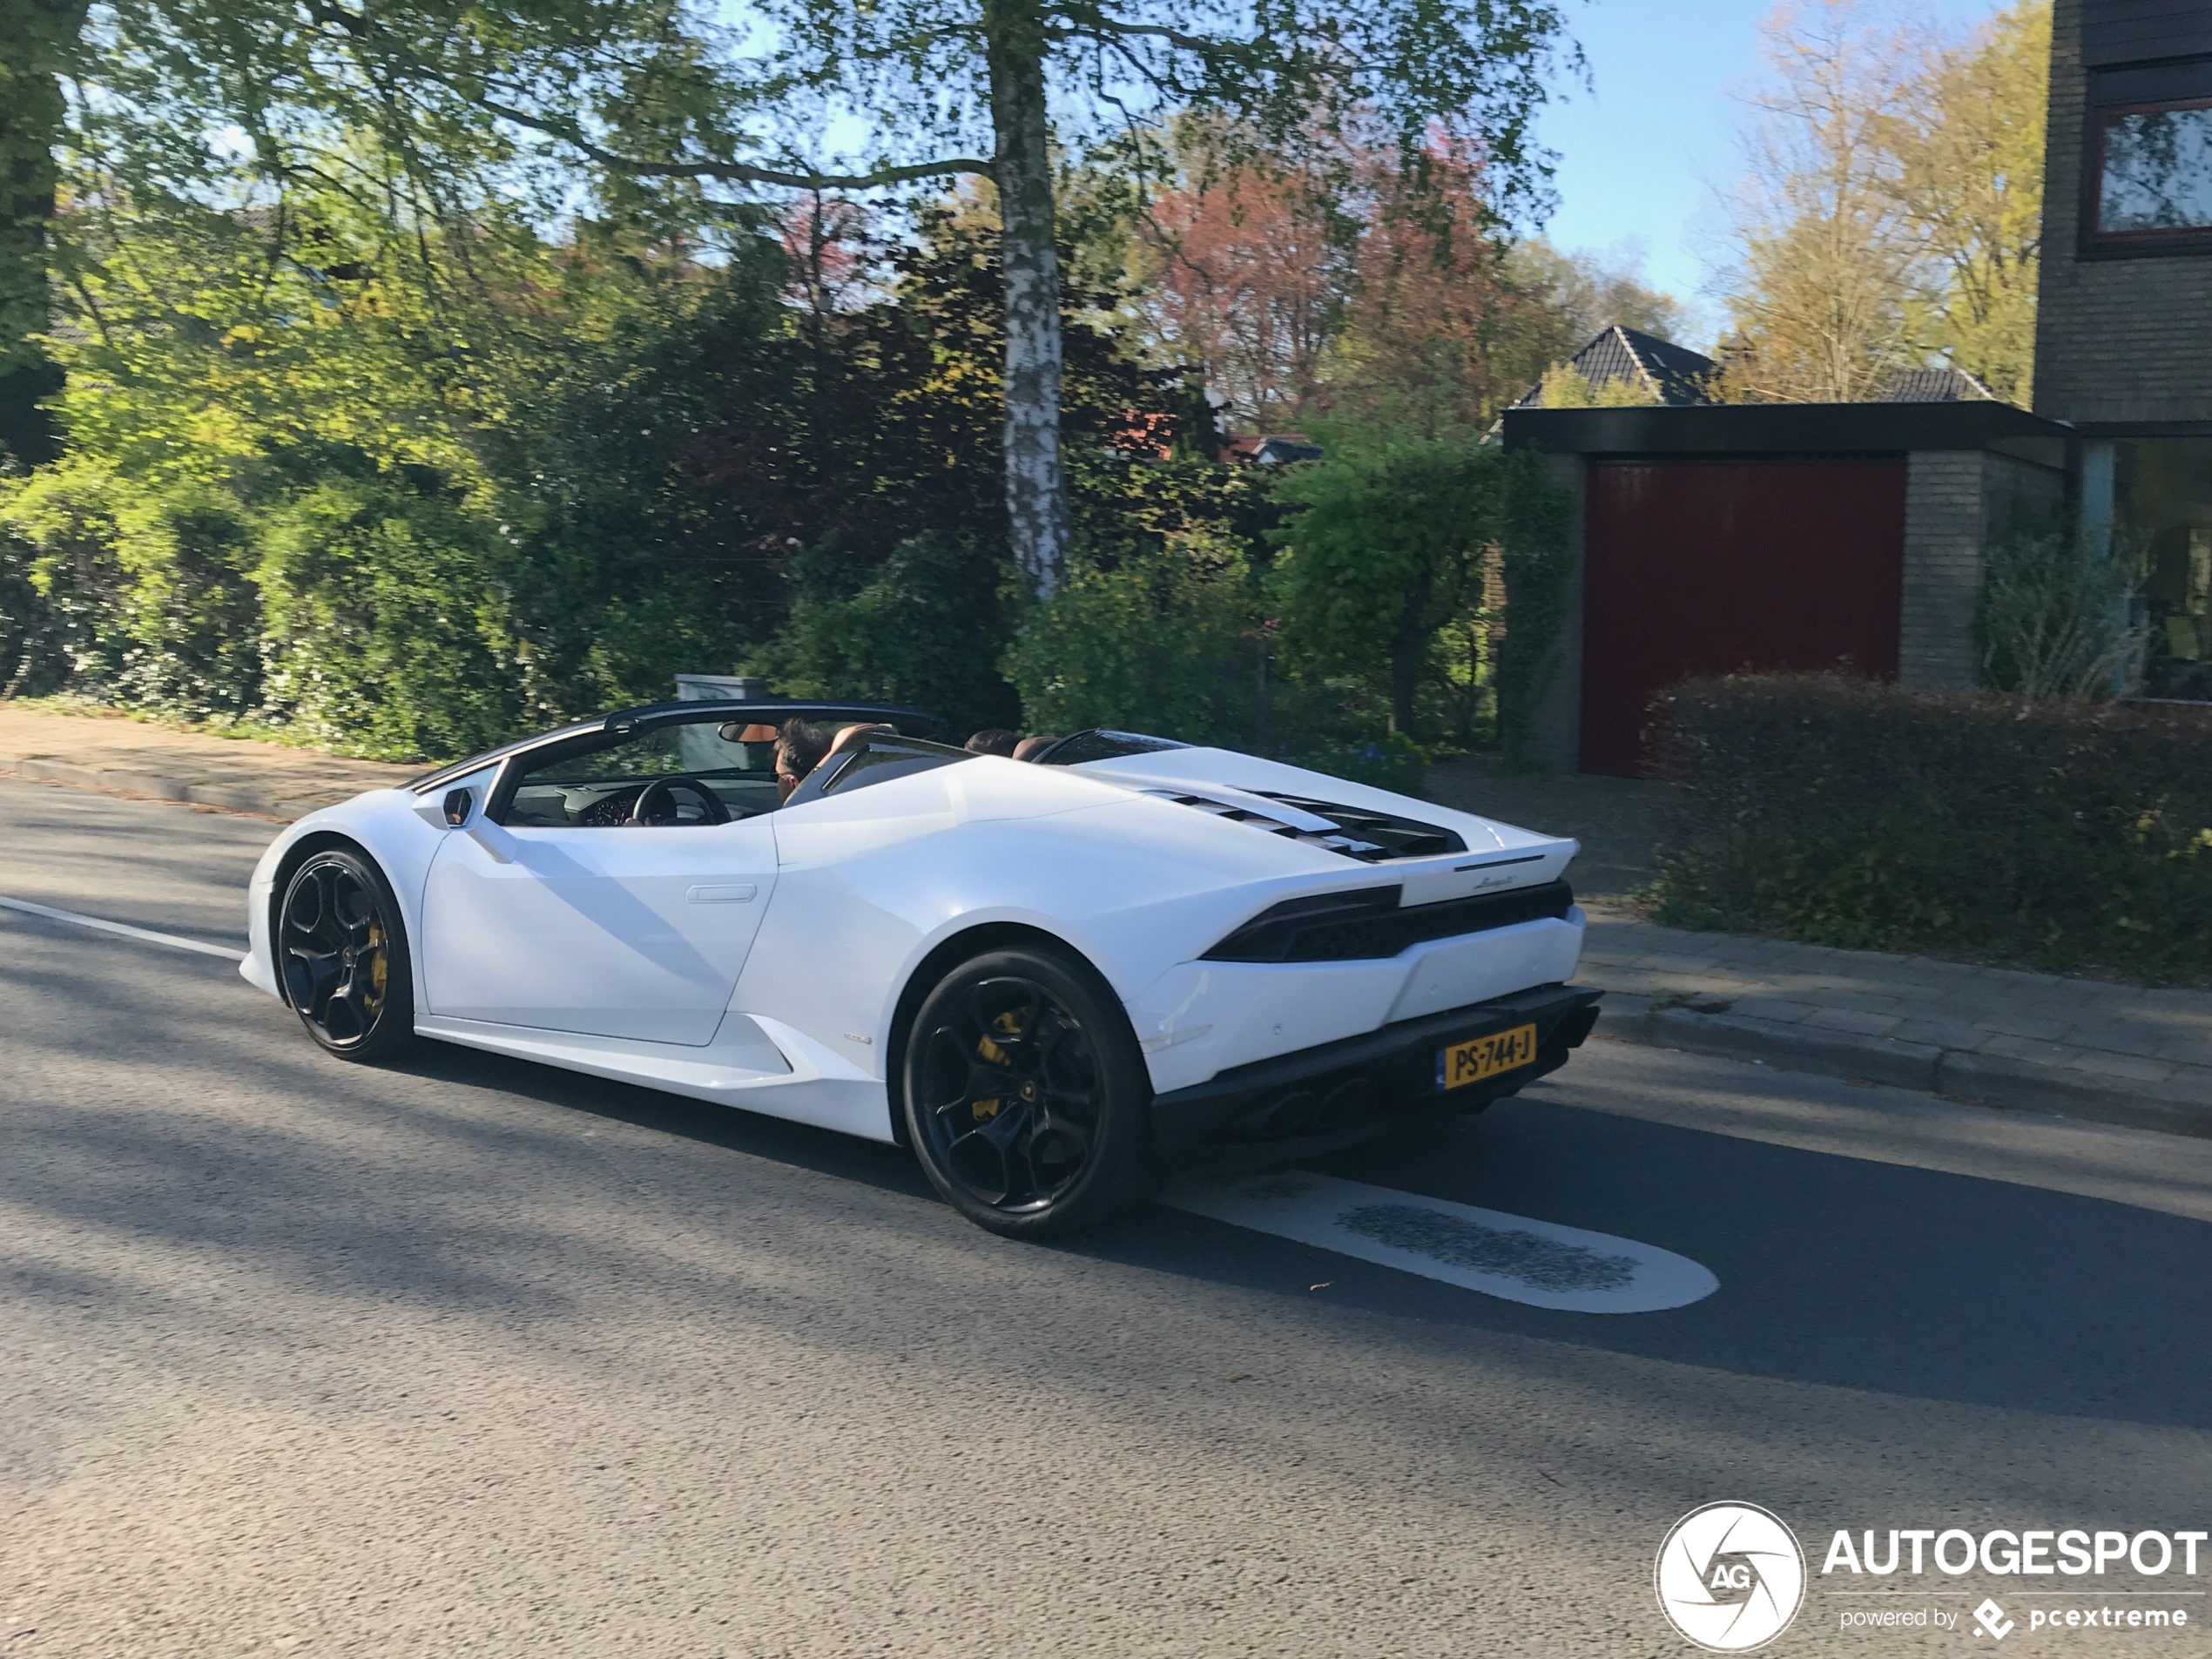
[1656,1502,1807,1652]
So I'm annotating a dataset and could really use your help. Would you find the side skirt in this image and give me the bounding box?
[414,1012,897,1143]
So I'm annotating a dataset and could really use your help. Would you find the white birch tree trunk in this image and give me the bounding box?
[984,0,1068,597]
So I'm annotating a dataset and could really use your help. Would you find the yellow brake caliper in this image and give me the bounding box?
[364,921,387,1015]
[972,1009,1026,1120]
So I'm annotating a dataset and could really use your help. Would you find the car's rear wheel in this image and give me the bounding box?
[279,846,415,1062]
[903,946,1156,1238]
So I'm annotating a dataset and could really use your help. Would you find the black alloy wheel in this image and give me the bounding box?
[904,946,1157,1238]
[279,847,416,1062]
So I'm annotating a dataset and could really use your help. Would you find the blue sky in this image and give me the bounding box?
[1534,0,2008,346]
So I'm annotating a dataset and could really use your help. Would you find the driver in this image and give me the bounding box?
[827,721,896,759]
[774,719,833,802]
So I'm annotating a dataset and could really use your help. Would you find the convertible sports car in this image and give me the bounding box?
[242,698,1602,1236]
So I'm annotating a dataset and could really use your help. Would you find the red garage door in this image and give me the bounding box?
[1579,457,1905,776]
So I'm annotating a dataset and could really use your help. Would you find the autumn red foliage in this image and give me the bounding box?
[1142,138,1543,432]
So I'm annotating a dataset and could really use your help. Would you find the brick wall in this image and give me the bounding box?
[2033,0,2212,426]
[1900,453,1988,690]
[1899,451,2066,691]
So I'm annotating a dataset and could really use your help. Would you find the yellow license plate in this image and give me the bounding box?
[1437,1023,1539,1091]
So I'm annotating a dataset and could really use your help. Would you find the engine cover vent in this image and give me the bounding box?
[1142,790,1467,863]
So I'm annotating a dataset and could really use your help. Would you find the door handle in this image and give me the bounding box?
[686,884,757,903]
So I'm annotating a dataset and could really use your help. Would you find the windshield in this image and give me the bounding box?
[503,719,783,826]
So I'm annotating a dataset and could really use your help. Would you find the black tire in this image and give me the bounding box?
[902,945,1157,1238]
[277,846,417,1062]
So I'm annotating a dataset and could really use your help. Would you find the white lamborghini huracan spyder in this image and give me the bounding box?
[243,698,1601,1236]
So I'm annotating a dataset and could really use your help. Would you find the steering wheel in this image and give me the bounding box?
[628,775,732,826]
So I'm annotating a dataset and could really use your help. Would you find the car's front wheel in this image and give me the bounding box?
[903,945,1156,1238]
[278,846,416,1062]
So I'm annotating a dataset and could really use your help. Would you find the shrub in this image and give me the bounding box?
[0,526,63,697]
[1493,448,1576,768]
[751,532,1022,738]
[1646,672,2212,979]
[1005,532,1261,747]
[1977,518,2146,698]
[1004,536,1432,791]
[1269,425,1494,738]
[2,461,265,718]
[255,477,523,761]
[1287,728,1428,792]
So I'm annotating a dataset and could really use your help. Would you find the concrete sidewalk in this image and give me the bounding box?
[4,701,2208,1136]
[0,705,417,818]
[1581,903,2212,1136]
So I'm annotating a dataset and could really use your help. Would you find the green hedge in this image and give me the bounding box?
[1646,673,2212,981]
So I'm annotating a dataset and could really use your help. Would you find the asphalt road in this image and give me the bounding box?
[3,775,2209,1657]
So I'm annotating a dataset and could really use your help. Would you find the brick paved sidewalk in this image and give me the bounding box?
[1580,902,2212,1133]
[0,705,417,818]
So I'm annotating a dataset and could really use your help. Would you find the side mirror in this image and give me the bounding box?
[442,787,473,827]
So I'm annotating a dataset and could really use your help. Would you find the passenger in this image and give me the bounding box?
[774,719,833,802]
[1013,735,1059,762]
[964,728,1019,758]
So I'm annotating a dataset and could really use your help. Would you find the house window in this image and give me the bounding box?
[2094,98,2212,240]
[2120,438,2212,702]
[2085,57,2212,255]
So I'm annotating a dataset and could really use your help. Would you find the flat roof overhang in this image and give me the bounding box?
[1501,402,2074,471]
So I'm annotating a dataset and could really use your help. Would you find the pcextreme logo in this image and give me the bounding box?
[1656,1502,1808,1653]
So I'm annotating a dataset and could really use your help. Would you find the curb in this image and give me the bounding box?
[0,754,330,820]
[1594,992,2212,1140]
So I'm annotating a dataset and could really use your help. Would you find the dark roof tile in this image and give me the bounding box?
[1513,324,1719,408]
[1877,365,1998,402]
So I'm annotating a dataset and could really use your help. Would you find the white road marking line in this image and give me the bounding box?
[0,894,247,962]
[1163,1170,1720,1313]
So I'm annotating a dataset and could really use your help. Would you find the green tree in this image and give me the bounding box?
[1714,0,2048,405]
[1884,0,2048,404]
[3,134,1271,750]
[1530,361,1661,408]
[0,0,71,357]
[513,0,1576,595]
[254,475,523,759]
[0,174,547,753]
[16,0,1574,596]
[3,0,741,374]
[0,0,78,464]
[1270,425,1498,735]
[1713,0,1921,402]
[1494,236,1687,400]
